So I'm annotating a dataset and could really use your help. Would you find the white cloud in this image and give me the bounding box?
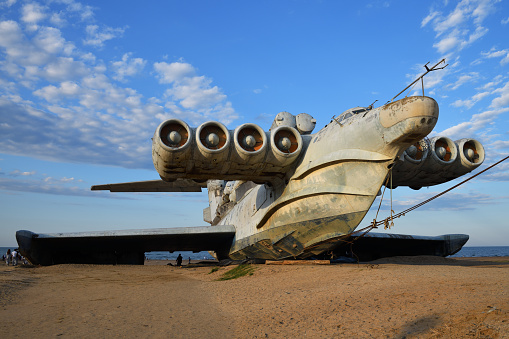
[83,24,126,47]
[0,0,239,170]
[153,62,238,125]
[502,17,509,25]
[49,12,66,26]
[482,161,509,181]
[33,26,74,55]
[33,81,80,102]
[423,0,497,55]
[0,177,131,198]
[481,48,508,58]
[0,20,27,57]
[9,170,36,176]
[471,0,497,24]
[491,81,509,108]
[434,33,460,53]
[21,2,47,25]
[0,0,18,8]
[42,57,88,81]
[421,10,439,27]
[111,53,146,82]
[451,90,490,108]
[449,72,479,90]
[64,0,94,21]
[478,75,503,90]
[379,190,502,212]
[480,47,509,65]
[461,25,488,47]
[154,62,196,84]
[405,60,450,94]
[434,8,466,36]
[490,140,509,149]
[439,106,509,140]
[166,76,226,110]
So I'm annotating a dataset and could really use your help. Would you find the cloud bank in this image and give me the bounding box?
[0,0,238,170]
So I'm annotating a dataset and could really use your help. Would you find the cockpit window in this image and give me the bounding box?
[336,107,368,123]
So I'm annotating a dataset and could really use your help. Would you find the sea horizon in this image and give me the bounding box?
[2,246,509,261]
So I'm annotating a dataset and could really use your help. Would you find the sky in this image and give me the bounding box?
[0,0,508,247]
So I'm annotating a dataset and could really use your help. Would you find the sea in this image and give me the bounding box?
[0,247,214,261]
[1,247,508,262]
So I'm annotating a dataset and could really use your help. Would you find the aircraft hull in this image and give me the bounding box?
[225,97,440,260]
[227,159,392,260]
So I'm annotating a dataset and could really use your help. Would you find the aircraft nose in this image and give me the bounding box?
[379,96,438,129]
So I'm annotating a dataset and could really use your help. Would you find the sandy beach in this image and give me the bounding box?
[1,256,508,338]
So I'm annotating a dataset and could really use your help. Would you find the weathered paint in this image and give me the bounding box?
[19,95,480,265]
[217,96,439,260]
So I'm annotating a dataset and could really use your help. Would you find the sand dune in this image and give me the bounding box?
[1,257,508,338]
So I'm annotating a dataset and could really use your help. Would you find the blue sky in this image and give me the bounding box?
[1,0,508,247]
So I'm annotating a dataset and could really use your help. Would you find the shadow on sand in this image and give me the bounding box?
[395,314,443,338]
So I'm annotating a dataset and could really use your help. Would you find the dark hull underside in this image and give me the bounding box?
[15,227,236,266]
[329,232,469,261]
[16,228,468,266]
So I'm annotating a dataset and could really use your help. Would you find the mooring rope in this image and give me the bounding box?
[356,154,509,237]
[308,155,509,255]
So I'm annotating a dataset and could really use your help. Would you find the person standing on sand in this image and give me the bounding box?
[6,249,11,265]
[176,254,183,267]
[11,249,18,266]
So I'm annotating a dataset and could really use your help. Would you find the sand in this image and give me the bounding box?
[1,256,508,338]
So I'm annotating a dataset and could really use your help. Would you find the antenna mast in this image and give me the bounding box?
[391,59,448,102]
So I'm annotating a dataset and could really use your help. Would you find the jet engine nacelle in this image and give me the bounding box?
[451,138,485,176]
[390,136,485,189]
[153,119,304,183]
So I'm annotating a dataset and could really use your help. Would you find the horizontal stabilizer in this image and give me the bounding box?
[91,179,207,192]
[16,225,235,265]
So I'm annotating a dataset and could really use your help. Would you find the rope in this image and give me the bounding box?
[366,154,509,231]
[307,154,509,258]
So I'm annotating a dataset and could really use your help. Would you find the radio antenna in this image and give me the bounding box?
[391,59,448,102]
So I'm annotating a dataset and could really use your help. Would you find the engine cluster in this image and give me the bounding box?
[390,136,485,189]
[152,115,314,183]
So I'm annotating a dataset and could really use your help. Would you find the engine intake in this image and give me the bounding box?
[153,119,193,176]
[430,136,457,165]
[159,119,192,150]
[197,121,229,151]
[403,139,429,164]
[233,123,268,163]
[268,126,303,167]
[450,138,485,176]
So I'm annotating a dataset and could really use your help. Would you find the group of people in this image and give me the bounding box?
[3,248,25,266]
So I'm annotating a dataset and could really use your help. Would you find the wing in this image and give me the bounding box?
[335,232,469,261]
[91,179,207,192]
[16,225,235,266]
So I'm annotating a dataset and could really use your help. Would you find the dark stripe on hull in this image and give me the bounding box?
[229,211,366,260]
